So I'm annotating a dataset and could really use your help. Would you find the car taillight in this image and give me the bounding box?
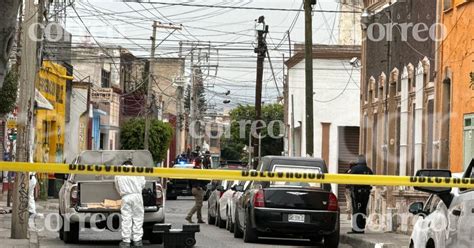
[254,189,265,208]
[155,183,163,206]
[70,186,79,207]
[328,193,338,211]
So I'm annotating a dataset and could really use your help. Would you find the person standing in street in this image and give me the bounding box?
[185,171,208,223]
[347,155,373,234]
[115,160,146,248]
[344,162,356,220]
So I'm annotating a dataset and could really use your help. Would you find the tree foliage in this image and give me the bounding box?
[0,70,18,116]
[120,118,173,162]
[221,103,284,161]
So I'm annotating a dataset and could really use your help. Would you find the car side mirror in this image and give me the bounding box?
[413,169,452,194]
[409,202,424,215]
[216,185,225,192]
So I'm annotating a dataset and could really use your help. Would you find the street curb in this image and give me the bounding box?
[340,234,404,248]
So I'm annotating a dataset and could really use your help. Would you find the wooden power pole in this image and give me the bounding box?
[253,16,268,168]
[12,0,45,238]
[304,0,315,156]
[144,21,181,150]
[144,21,158,150]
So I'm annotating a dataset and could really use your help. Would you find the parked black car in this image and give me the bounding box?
[233,156,340,247]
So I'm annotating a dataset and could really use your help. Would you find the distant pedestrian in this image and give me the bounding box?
[347,155,373,234]
[185,179,207,224]
[203,151,211,169]
[344,162,357,219]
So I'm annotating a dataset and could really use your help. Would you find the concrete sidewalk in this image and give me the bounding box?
[0,193,42,248]
[340,214,410,248]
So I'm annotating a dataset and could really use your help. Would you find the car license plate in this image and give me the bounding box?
[288,214,305,223]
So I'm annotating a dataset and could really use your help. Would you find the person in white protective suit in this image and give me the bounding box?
[115,161,146,248]
[28,172,43,217]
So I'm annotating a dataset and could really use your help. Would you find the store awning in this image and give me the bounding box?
[35,89,54,110]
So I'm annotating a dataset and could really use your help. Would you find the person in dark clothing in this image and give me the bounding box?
[347,155,373,234]
[202,151,211,169]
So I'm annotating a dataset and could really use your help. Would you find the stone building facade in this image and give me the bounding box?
[360,0,439,233]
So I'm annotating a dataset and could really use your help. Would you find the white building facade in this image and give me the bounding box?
[286,44,361,201]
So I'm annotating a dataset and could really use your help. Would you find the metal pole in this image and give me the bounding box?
[144,21,157,150]
[248,131,252,167]
[254,16,267,168]
[12,0,45,239]
[144,22,181,150]
[304,0,314,156]
[291,94,296,156]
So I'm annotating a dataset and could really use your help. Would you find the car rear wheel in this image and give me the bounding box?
[233,209,243,238]
[217,210,226,228]
[207,203,216,225]
[62,220,79,244]
[226,214,234,233]
[323,222,339,248]
[426,239,435,248]
[58,210,64,240]
[243,211,258,243]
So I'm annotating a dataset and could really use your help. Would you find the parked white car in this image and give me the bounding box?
[409,159,474,248]
[226,181,251,233]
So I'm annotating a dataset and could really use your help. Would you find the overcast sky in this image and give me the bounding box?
[63,0,360,112]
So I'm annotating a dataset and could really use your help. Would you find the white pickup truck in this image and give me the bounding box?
[57,150,164,244]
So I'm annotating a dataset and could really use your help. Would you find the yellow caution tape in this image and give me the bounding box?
[0,161,473,188]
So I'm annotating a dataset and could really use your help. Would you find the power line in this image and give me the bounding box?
[121,1,361,13]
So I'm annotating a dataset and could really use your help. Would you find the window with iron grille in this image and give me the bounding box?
[101,69,111,88]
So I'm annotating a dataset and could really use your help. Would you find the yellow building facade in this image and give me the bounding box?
[34,61,72,198]
[439,0,474,172]
[34,61,69,164]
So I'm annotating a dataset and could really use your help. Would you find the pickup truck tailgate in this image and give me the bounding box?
[79,181,120,204]
[264,188,331,210]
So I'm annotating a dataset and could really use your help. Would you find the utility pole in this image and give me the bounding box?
[253,16,268,168]
[144,21,158,150]
[12,0,45,239]
[144,21,181,150]
[175,77,186,156]
[304,0,315,156]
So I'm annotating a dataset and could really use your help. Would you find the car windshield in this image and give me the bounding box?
[270,165,322,188]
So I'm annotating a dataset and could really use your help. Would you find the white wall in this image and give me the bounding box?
[65,87,88,163]
[288,58,360,195]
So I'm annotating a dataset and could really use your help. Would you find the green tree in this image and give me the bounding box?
[221,103,284,161]
[0,70,18,116]
[120,118,174,162]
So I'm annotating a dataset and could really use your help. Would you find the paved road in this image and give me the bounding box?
[35,197,352,247]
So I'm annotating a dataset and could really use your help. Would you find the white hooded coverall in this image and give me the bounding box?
[28,172,37,214]
[115,175,146,243]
